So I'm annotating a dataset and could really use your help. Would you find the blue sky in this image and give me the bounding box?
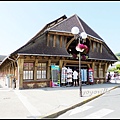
[0,1,120,55]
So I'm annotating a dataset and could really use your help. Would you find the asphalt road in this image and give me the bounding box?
[57,86,120,119]
[0,79,119,119]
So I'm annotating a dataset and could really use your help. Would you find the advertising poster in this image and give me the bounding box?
[89,68,94,83]
[81,69,87,83]
[83,69,87,82]
[51,65,60,87]
[81,69,84,82]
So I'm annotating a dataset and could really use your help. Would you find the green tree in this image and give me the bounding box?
[116,64,120,70]
[108,64,120,73]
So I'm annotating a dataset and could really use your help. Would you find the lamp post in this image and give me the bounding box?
[71,26,87,97]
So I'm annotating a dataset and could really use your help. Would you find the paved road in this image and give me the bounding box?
[0,79,119,119]
[110,79,120,84]
[57,86,120,119]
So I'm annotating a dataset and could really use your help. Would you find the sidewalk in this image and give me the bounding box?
[40,83,120,118]
[0,80,120,119]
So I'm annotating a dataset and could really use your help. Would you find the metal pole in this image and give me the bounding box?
[79,38,82,97]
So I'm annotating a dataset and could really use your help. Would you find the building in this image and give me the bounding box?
[0,14,118,89]
[0,55,6,65]
[0,55,6,77]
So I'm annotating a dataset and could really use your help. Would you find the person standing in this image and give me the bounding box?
[114,72,117,83]
[12,77,16,89]
[107,72,111,82]
[72,70,78,86]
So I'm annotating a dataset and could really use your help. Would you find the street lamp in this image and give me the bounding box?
[71,26,87,97]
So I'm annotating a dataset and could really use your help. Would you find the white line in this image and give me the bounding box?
[14,90,41,117]
[69,106,93,116]
[83,108,114,118]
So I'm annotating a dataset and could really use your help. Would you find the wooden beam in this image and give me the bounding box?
[91,41,94,52]
[92,62,95,71]
[87,36,102,44]
[64,36,67,45]
[17,58,24,89]
[63,60,92,64]
[53,35,56,47]
[34,59,38,81]
[47,34,50,46]
[87,64,91,68]
[100,43,102,53]
[59,60,63,70]
[60,36,62,48]
[47,59,51,79]
[66,37,75,50]
[48,31,73,37]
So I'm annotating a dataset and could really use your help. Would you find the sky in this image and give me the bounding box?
[0,1,120,56]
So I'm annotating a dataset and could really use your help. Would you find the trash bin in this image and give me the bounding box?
[50,80,52,87]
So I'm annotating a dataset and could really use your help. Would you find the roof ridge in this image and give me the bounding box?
[75,14,85,32]
[47,15,67,28]
[47,14,78,32]
[38,14,67,35]
[26,15,67,44]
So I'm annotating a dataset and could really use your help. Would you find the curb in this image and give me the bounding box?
[40,85,120,119]
[41,94,102,119]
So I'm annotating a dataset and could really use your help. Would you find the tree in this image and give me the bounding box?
[108,64,120,73]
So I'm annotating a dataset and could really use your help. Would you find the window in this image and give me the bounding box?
[23,63,34,80]
[100,65,104,77]
[94,65,98,77]
[37,63,46,79]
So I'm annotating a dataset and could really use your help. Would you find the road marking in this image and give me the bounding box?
[69,106,93,116]
[14,90,41,117]
[83,108,114,118]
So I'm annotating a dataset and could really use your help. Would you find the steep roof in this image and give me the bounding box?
[26,15,67,44]
[49,14,103,41]
[9,14,118,62]
[47,14,117,61]
[89,42,118,61]
[16,33,70,57]
[10,15,70,57]
[0,55,6,61]
[0,55,7,64]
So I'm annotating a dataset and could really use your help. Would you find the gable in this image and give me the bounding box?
[16,33,70,57]
[49,14,103,41]
[9,14,118,62]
